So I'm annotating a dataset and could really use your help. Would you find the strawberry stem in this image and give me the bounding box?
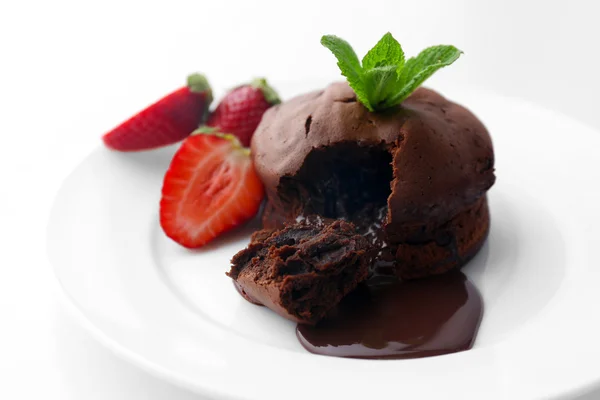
[192,126,220,135]
[192,127,247,152]
[214,132,245,150]
[251,78,281,105]
[187,73,213,103]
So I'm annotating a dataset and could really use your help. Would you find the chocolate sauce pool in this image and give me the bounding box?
[296,271,482,359]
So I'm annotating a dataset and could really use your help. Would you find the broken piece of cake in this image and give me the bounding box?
[227,219,371,324]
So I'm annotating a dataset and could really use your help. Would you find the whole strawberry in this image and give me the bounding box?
[206,78,280,147]
[102,74,212,152]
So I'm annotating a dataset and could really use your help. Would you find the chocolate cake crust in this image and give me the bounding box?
[252,82,494,228]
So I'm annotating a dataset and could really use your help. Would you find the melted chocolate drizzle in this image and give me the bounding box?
[296,271,482,359]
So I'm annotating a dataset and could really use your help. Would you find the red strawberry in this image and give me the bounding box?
[102,74,212,152]
[160,133,264,248]
[206,78,280,147]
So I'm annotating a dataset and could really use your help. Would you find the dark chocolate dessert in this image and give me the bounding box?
[227,219,371,324]
[252,82,494,279]
[229,33,492,359]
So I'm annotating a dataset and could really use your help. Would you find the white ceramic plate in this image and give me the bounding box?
[48,84,600,400]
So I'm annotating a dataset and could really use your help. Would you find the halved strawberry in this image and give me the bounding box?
[102,74,212,152]
[160,133,264,248]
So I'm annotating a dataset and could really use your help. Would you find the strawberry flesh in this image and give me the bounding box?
[160,134,264,248]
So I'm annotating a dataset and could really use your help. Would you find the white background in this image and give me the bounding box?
[1,0,599,398]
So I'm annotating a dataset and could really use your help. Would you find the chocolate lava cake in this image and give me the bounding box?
[249,82,495,279]
[229,34,495,329]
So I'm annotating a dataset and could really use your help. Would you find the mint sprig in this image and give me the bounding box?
[320,35,370,108]
[321,33,462,112]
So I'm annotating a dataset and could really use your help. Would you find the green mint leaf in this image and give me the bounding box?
[362,32,405,71]
[321,35,372,110]
[384,45,462,107]
[362,65,400,109]
[322,34,461,112]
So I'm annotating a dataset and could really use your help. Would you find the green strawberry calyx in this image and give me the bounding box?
[191,127,250,155]
[250,77,281,105]
[187,73,214,104]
